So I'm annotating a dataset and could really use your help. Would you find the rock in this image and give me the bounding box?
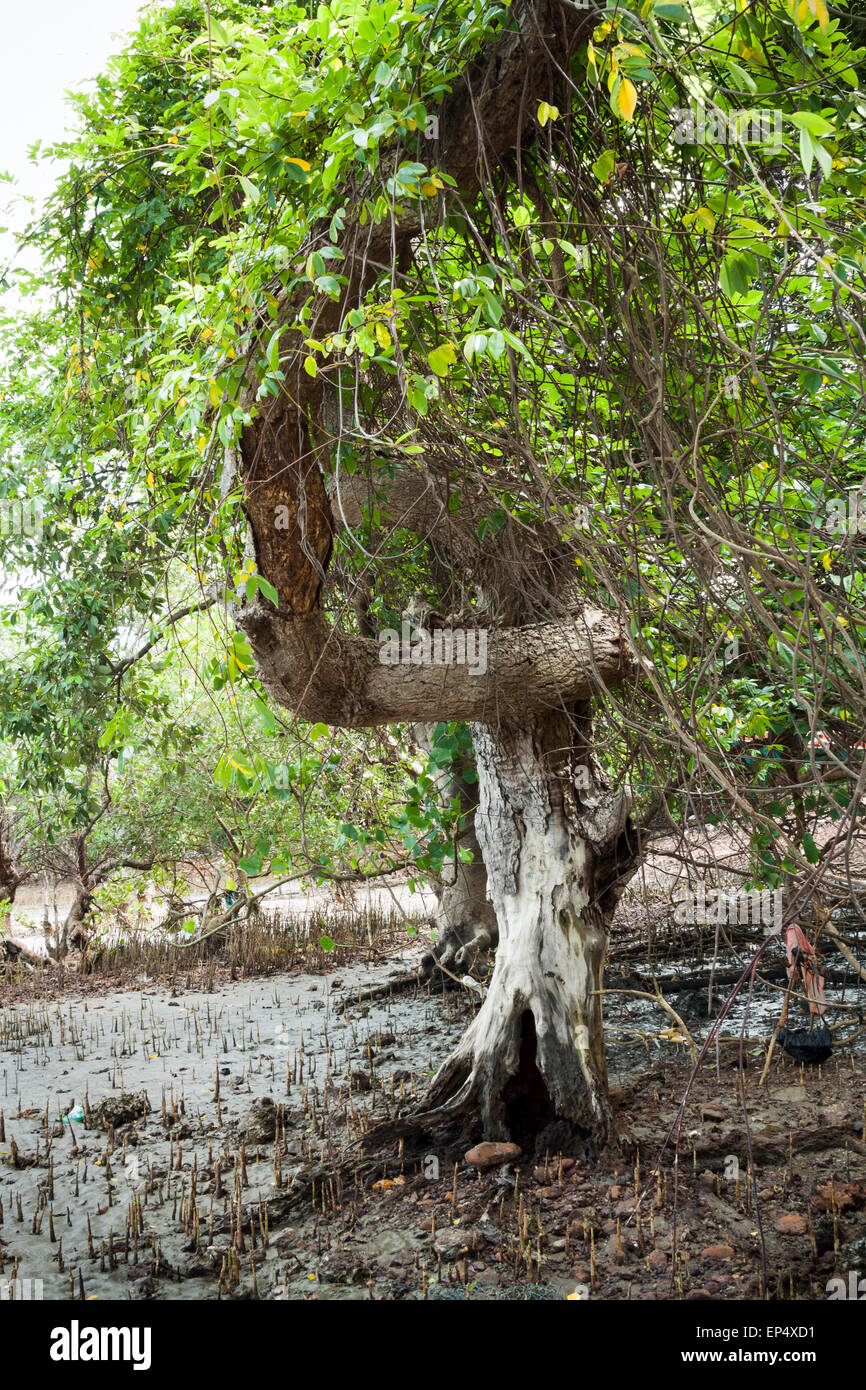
[700,1244,735,1261]
[349,1070,372,1092]
[464,1141,521,1170]
[647,1248,668,1269]
[239,1097,280,1144]
[812,1181,866,1213]
[700,1104,725,1122]
[87,1092,150,1131]
[433,1227,476,1259]
[699,1170,717,1190]
[775,1212,808,1235]
[686,1288,714,1300]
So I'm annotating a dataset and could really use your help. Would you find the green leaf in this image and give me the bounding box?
[256,575,279,605]
[788,112,834,138]
[591,151,616,183]
[254,696,276,733]
[537,101,560,128]
[427,343,457,376]
[463,333,487,363]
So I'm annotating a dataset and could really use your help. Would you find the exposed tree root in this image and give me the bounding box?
[0,939,55,971]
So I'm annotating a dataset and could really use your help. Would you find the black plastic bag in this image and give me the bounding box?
[777,1022,832,1065]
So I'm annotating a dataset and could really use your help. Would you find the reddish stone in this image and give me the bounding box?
[775,1212,808,1235]
[464,1141,522,1170]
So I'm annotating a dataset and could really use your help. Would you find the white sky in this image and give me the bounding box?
[2,1,152,258]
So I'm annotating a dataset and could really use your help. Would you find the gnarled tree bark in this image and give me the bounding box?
[421,713,638,1153]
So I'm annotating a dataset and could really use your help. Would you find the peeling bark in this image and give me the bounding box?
[421,715,639,1154]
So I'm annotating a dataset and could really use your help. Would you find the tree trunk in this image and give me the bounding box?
[412,724,498,981]
[54,888,94,959]
[423,712,639,1155]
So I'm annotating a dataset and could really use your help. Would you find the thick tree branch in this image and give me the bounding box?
[239,601,638,727]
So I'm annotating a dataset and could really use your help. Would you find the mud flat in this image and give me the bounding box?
[1,943,864,1302]
[0,946,471,1300]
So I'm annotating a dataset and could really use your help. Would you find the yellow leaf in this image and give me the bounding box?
[683,205,716,233]
[375,321,391,350]
[287,156,311,171]
[303,354,318,378]
[537,101,560,128]
[613,78,637,123]
[822,551,832,571]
